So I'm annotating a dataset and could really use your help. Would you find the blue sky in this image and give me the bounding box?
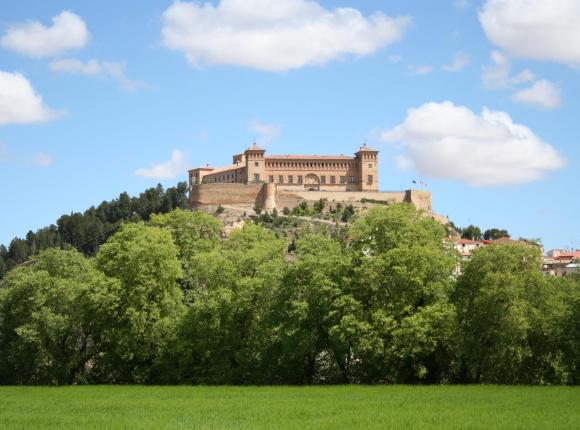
[0,0,578,251]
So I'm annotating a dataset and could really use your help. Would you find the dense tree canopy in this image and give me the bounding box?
[1,204,578,386]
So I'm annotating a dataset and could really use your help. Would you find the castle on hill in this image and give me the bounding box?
[188,143,435,216]
[189,143,379,192]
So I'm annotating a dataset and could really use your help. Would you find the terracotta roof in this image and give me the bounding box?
[246,143,265,151]
[188,166,214,172]
[203,163,245,175]
[452,238,482,245]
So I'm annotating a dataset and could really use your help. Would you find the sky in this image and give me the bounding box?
[0,0,578,252]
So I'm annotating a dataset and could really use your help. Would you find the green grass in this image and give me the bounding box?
[0,385,579,429]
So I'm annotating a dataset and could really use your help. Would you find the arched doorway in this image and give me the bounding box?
[304,173,320,191]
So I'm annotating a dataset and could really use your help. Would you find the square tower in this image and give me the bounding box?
[244,143,266,184]
[355,144,379,191]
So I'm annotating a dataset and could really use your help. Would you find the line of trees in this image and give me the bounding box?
[0,182,189,279]
[460,224,510,241]
[0,204,578,385]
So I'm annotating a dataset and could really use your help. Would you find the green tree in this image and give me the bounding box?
[461,225,482,241]
[170,223,287,384]
[94,223,184,383]
[349,205,458,383]
[8,238,29,264]
[273,234,364,383]
[150,209,222,294]
[0,249,114,384]
[483,228,510,240]
[454,243,567,384]
[313,198,328,213]
[555,274,580,384]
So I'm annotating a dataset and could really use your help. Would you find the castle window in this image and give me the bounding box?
[321,176,326,184]
[279,175,284,183]
[269,175,274,183]
[255,162,259,167]
[330,176,336,184]
[349,176,355,184]
[340,176,346,184]
[288,175,293,184]
[368,175,373,183]
[298,175,303,184]
[254,174,260,182]
[368,163,373,168]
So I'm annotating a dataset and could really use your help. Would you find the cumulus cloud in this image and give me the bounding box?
[380,101,564,186]
[482,50,535,89]
[49,58,148,92]
[248,120,282,145]
[1,11,89,58]
[481,51,563,109]
[480,0,580,67]
[0,71,59,126]
[442,52,470,72]
[513,80,562,109]
[161,0,411,72]
[135,150,189,180]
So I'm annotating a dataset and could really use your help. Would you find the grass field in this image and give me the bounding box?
[0,385,579,429]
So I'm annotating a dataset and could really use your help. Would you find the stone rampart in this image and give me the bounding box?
[190,183,433,213]
[189,183,262,207]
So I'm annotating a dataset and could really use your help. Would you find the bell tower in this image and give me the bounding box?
[355,144,379,191]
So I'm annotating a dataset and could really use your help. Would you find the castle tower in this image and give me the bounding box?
[355,144,379,191]
[244,142,266,184]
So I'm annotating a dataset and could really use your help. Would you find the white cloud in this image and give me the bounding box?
[510,69,536,85]
[388,55,402,63]
[409,65,433,75]
[481,50,510,89]
[381,101,564,186]
[480,0,580,67]
[49,58,102,75]
[442,52,470,72]
[1,11,89,58]
[513,80,562,109]
[248,120,282,145]
[161,0,411,72]
[0,71,58,126]
[135,150,189,180]
[454,0,470,9]
[481,51,563,108]
[49,58,148,92]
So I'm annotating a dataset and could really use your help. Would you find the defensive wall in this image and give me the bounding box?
[189,183,433,213]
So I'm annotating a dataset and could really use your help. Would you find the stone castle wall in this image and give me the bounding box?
[190,183,433,213]
[189,183,263,207]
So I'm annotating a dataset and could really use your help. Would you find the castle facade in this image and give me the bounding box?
[189,143,379,192]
